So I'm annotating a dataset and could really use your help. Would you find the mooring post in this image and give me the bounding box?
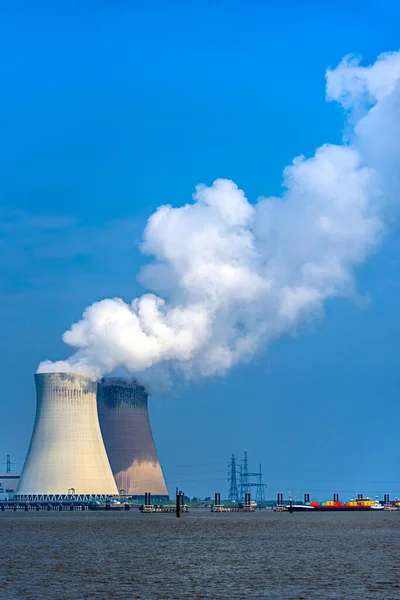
[176,487,181,518]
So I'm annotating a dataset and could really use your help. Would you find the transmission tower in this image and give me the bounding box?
[238,450,251,501]
[238,451,267,502]
[228,454,239,501]
[255,463,266,502]
[2,455,18,473]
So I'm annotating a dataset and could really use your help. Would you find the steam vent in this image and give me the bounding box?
[17,373,118,499]
[97,377,169,500]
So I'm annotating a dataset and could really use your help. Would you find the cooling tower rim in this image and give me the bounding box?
[99,376,146,389]
[34,372,97,384]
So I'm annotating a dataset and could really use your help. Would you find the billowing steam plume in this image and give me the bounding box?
[39,51,400,383]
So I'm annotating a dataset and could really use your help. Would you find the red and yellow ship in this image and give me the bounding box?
[287,497,385,511]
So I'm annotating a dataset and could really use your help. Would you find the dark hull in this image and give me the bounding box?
[288,506,383,512]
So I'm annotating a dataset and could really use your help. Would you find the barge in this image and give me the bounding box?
[286,497,385,512]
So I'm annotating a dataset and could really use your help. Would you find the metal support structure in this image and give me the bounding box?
[6,455,11,473]
[14,494,111,502]
[256,463,266,502]
[237,452,267,502]
[228,454,239,502]
[175,488,185,517]
[241,451,250,498]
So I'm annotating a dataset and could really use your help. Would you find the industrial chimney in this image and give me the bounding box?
[16,373,118,499]
[97,378,169,500]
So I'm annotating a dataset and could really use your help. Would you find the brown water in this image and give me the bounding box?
[1,509,399,599]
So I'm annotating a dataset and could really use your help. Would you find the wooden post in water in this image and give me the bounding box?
[176,488,181,518]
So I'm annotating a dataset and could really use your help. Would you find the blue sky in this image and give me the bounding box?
[1,1,400,499]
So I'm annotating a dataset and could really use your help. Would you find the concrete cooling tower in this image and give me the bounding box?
[16,373,118,500]
[97,378,169,500]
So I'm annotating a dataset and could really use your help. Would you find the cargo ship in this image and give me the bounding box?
[286,497,384,511]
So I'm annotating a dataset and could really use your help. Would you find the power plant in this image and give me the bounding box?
[15,373,168,501]
[97,377,169,501]
[16,373,118,500]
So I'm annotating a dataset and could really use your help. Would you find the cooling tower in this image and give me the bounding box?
[16,373,118,499]
[97,378,169,499]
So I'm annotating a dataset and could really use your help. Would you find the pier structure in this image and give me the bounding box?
[0,500,130,512]
[211,491,256,512]
[139,489,188,514]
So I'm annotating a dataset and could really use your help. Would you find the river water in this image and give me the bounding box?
[0,509,399,599]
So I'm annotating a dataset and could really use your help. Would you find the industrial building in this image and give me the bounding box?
[0,472,20,500]
[97,377,169,500]
[16,373,118,500]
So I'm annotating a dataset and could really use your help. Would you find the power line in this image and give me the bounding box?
[163,460,227,469]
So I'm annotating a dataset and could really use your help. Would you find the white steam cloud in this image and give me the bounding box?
[38,51,400,383]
